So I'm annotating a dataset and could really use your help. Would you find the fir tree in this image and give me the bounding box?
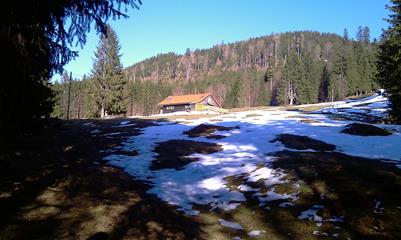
[302,53,320,103]
[343,28,349,41]
[226,77,244,108]
[1,0,141,133]
[319,65,330,102]
[82,75,99,118]
[378,0,401,122]
[279,51,305,105]
[90,25,127,117]
[257,68,273,105]
[331,46,348,100]
[344,43,359,95]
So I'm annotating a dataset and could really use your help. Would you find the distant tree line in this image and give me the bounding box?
[53,28,380,118]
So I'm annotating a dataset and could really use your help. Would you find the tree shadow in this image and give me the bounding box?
[0,119,203,239]
[1,115,401,239]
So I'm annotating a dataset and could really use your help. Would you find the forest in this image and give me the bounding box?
[52,27,379,118]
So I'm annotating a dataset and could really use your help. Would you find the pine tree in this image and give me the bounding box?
[331,46,348,100]
[354,26,377,95]
[257,68,273,105]
[343,28,349,41]
[378,0,401,122]
[279,51,305,105]
[362,26,371,44]
[318,65,330,102]
[257,77,270,106]
[51,78,67,119]
[225,77,244,108]
[1,0,141,133]
[90,25,127,117]
[82,75,98,118]
[344,43,359,95]
[303,53,320,103]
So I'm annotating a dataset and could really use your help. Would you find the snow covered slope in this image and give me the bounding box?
[317,93,390,122]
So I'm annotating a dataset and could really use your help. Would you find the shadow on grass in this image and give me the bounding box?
[1,117,401,240]
[197,148,401,239]
[270,150,401,240]
[0,119,202,239]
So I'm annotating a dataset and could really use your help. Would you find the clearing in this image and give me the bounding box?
[1,93,401,239]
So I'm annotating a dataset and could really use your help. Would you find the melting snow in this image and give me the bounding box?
[298,205,323,222]
[255,189,298,203]
[279,202,295,208]
[318,93,390,120]
[101,93,401,215]
[374,199,384,214]
[82,122,95,127]
[90,129,101,134]
[218,219,244,230]
[248,230,265,237]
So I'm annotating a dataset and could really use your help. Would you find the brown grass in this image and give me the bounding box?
[183,124,239,139]
[151,139,223,170]
[271,134,336,151]
[300,119,321,124]
[272,150,401,239]
[341,123,392,136]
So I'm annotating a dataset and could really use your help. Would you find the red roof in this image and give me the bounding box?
[158,93,213,106]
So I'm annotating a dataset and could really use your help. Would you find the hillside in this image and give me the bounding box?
[52,29,379,118]
[122,30,378,114]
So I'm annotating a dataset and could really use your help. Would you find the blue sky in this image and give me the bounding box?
[58,0,391,80]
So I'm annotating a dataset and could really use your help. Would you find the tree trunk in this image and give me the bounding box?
[288,82,295,105]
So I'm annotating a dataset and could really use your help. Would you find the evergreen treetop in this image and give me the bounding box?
[90,25,127,117]
[378,0,401,122]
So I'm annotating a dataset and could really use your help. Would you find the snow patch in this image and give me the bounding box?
[374,199,384,214]
[298,205,323,222]
[90,129,101,134]
[218,219,244,230]
[248,230,265,237]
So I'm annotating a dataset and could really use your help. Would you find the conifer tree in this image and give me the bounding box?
[319,65,330,102]
[343,28,349,41]
[344,44,359,95]
[225,77,244,108]
[302,53,320,103]
[278,51,305,105]
[378,0,401,122]
[82,75,98,118]
[90,25,127,117]
[1,0,141,133]
[331,46,348,100]
[257,68,273,105]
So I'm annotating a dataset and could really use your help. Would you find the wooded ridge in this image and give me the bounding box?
[52,28,378,118]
